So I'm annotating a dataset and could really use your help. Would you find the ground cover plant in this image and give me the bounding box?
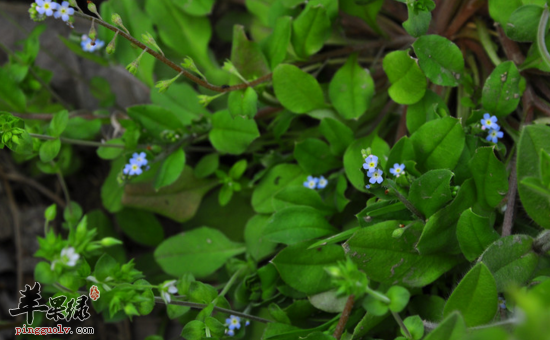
[2,0,550,339]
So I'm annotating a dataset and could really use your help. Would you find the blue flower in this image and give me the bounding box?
[53,1,73,21]
[303,176,318,189]
[317,176,328,189]
[225,329,235,336]
[362,155,378,172]
[123,159,143,176]
[486,126,504,143]
[480,113,498,130]
[498,297,506,309]
[81,35,105,53]
[389,163,405,177]
[226,315,241,331]
[365,184,370,189]
[35,0,58,16]
[131,152,148,166]
[367,169,383,184]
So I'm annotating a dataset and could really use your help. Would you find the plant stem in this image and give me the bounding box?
[333,294,355,340]
[218,268,243,299]
[475,18,501,66]
[502,152,517,237]
[54,164,72,215]
[533,230,550,254]
[385,179,425,221]
[29,133,126,149]
[391,311,412,339]
[538,4,550,69]
[365,287,391,304]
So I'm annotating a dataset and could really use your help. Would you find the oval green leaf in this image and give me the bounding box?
[383,50,427,105]
[413,35,464,86]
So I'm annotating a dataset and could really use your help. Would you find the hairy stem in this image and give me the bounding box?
[29,133,126,149]
[333,295,355,340]
[391,311,412,339]
[537,4,550,70]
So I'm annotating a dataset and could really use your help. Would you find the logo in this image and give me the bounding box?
[9,282,91,324]
[89,285,100,301]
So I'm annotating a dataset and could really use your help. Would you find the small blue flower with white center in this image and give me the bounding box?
[480,113,499,130]
[389,163,405,177]
[362,155,378,172]
[35,0,58,16]
[123,159,143,176]
[498,296,506,309]
[81,35,105,53]
[131,152,148,166]
[53,1,73,21]
[367,169,384,184]
[225,329,235,336]
[486,126,504,143]
[317,176,328,189]
[226,315,241,331]
[303,176,318,189]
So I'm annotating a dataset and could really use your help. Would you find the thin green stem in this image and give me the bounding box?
[29,133,126,149]
[475,18,501,66]
[391,311,412,339]
[218,268,244,299]
[53,164,72,215]
[384,179,425,221]
[537,4,550,69]
[469,318,519,330]
[365,286,391,304]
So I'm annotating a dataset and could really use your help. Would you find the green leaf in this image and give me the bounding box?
[479,234,539,292]
[272,242,345,295]
[294,138,341,175]
[122,166,217,222]
[218,183,233,206]
[209,110,260,155]
[228,87,258,119]
[343,133,390,192]
[154,226,245,278]
[229,25,270,84]
[488,0,522,26]
[96,139,124,160]
[309,290,348,313]
[329,54,375,119]
[456,209,500,262]
[363,294,389,316]
[468,147,509,210]
[383,50,427,105]
[62,117,101,140]
[263,16,293,70]
[340,0,384,35]
[319,118,354,156]
[357,201,413,227]
[273,186,336,216]
[345,221,461,287]
[409,295,446,322]
[101,159,125,213]
[517,125,550,228]
[49,110,69,137]
[0,68,26,112]
[252,163,305,213]
[154,148,186,190]
[194,153,219,179]
[387,286,410,313]
[291,4,331,59]
[229,159,248,180]
[245,214,278,261]
[127,105,185,138]
[264,206,338,245]
[175,0,215,16]
[406,90,449,134]
[39,139,61,163]
[273,64,326,113]
[413,35,464,86]
[481,61,522,117]
[506,5,543,42]
[415,178,476,255]
[408,169,453,218]
[150,83,208,126]
[423,312,466,340]
[180,320,205,340]
[403,5,432,37]
[409,117,465,172]
[443,262,498,327]
[115,208,164,246]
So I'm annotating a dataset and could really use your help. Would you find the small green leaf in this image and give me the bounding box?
[194,153,219,179]
[403,5,432,37]
[329,54,375,119]
[96,139,124,160]
[309,290,348,313]
[408,169,453,218]
[423,312,466,340]
[468,147,509,210]
[363,294,389,316]
[209,110,260,155]
[319,118,354,156]
[228,87,258,119]
[218,183,233,206]
[291,4,331,59]
[263,16,292,70]
[387,286,410,313]
[383,50,427,105]
[264,206,338,245]
[488,0,522,26]
[175,0,214,16]
[479,234,539,292]
[115,208,164,246]
[154,227,245,278]
[443,262,498,327]
[154,148,186,190]
[49,110,69,137]
[251,163,305,213]
[127,105,185,138]
[506,5,543,42]
[180,320,205,340]
[273,64,326,113]
[294,138,341,175]
[273,186,335,216]
[402,315,424,340]
[481,61,522,117]
[340,0,384,35]
[406,90,449,134]
[272,242,345,295]
[229,159,247,179]
[413,35,464,86]
[150,82,208,126]
[245,214,278,261]
[39,139,61,162]
[456,209,500,261]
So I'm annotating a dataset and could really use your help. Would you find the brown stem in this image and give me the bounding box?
[3,172,66,207]
[434,0,460,35]
[497,26,526,65]
[533,96,550,116]
[394,105,408,143]
[11,110,111,121]
[445,0,486,38]
[333,295,355,340]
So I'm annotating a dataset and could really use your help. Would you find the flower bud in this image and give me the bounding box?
[222,60,248,84]
[88,21,97,42]
[181,56,206,80]
[155,72,183,93]
[44,204,57,221]
[392,228,405,238]
[28,3,46,22]
[142,32,163,56]
[106,32,117,54]
[86,1,103,20]
[111,13,129,34]
[100,237,123,247]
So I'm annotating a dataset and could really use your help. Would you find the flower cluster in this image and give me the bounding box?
[81,34,105,53]
[31,0,74,22]
[362,153,384,188]
[50,246,80,270]
[224,315,250,337]
[481,113,504,144]
[303,175,328,190]
[123,152,148,176]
